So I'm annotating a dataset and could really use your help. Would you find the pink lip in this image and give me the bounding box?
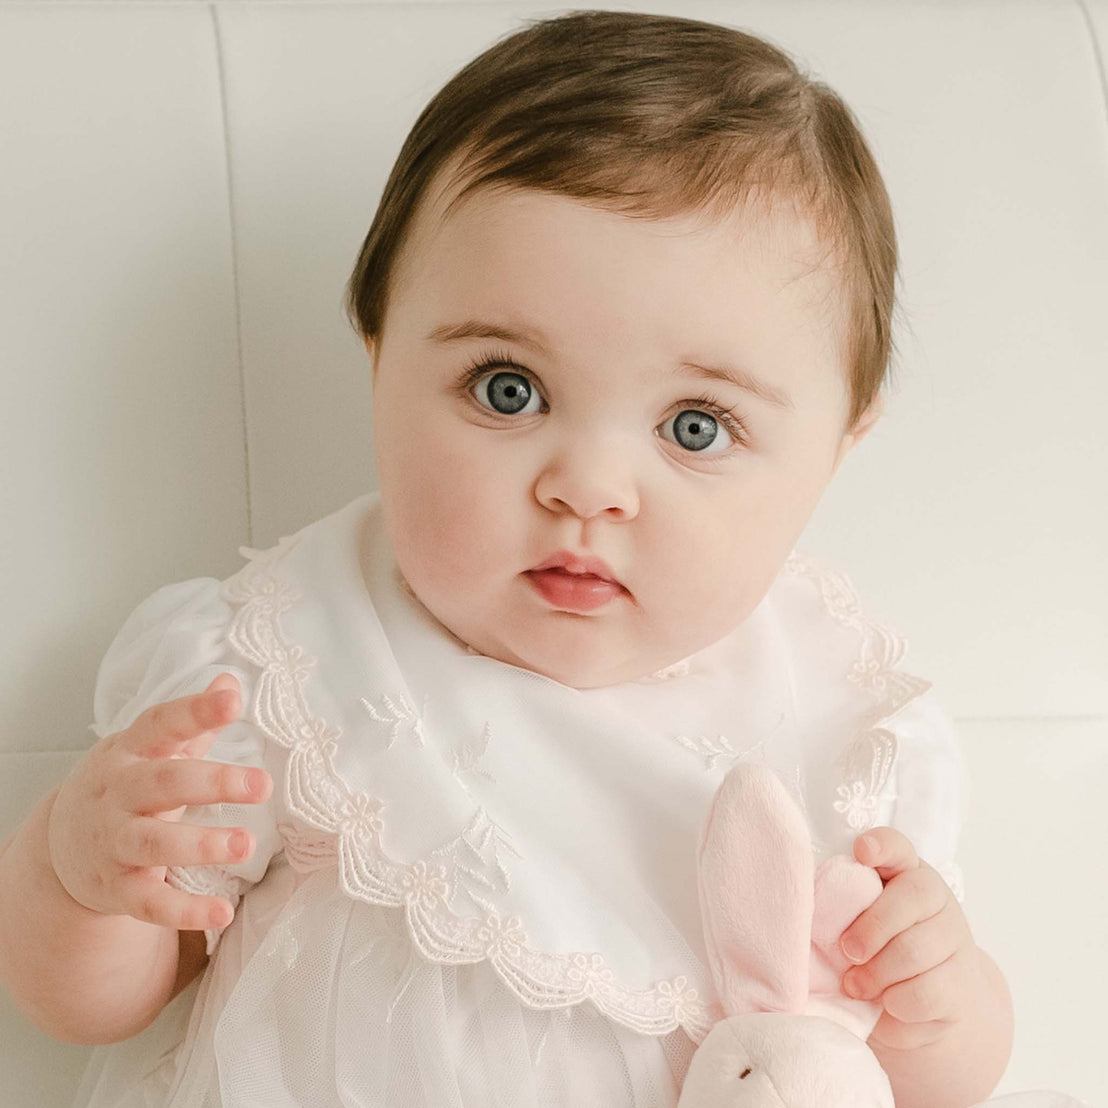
[529,549,621,585]
[524,549,628,613]
[524,568,626,612]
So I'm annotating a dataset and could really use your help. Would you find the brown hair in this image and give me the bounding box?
[343,9,899,433]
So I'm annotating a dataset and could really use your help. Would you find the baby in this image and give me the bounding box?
[0,11,1019,1108]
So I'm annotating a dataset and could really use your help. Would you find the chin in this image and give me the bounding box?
[513,638,650,690]
[531,662,619,690]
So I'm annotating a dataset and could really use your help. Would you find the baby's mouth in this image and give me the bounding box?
[528,550,623,587]
[523,567,627,612]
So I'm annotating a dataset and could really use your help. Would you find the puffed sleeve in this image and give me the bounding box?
[882,690,968,904]
[88,577,284,955]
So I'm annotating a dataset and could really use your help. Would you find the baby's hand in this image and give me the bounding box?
[46,673,272,932]
[837,828,986,1051]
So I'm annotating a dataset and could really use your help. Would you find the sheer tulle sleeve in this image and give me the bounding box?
[884,690,968,903]
[88,577,284,954]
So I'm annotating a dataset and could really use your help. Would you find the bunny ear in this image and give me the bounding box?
[811,854,884,973]
[806,853,886,1040]
[697,761,814,1017]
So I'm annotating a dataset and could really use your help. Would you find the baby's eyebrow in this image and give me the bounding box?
[671,361,794,411]
[426,318,552,356]
[425,317,794,410]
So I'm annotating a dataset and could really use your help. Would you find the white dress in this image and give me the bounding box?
[66,492,1083,1108]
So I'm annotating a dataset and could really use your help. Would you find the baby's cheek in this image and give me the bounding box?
[386,455,502,589]
[650,512,763,616]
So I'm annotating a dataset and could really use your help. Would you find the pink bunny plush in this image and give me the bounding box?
[677,761,895,1107]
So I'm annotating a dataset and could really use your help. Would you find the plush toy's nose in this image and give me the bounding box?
[676,1017,769,1106]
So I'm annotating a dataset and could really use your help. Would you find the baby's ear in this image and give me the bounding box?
[853,392,885,441]
[832,393,884,473]
[364,336,379,382]
[697,762,814,1017]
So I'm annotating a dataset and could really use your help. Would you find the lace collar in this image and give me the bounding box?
[221,492,929,1043]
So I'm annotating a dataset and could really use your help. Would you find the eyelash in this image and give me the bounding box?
[451,348,751,457]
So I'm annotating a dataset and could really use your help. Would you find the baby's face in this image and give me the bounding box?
[366,171,878,688]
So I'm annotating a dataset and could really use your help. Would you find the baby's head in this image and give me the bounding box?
[344,11,896,689]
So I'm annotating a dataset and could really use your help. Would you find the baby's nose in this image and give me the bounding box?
[532,451,639,520]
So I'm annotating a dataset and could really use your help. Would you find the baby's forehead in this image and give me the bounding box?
[412,164,844,311]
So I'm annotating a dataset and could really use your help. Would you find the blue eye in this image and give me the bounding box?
[658,408,735,454]
[655,407,735,454]
[451,351,749,459]
[473,370,542,416]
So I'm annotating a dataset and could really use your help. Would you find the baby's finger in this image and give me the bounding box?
[869,1009,951,1052]
[841,905,962,1000]
[116,815,255,869]
[114,756,271,816]
[840,866,948,966]
[853,826,919,880]
[121,873,236,931]
[116,675,241,760]
[880,949,969,1024]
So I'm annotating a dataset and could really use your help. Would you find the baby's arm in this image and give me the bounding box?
[0,783,182,1044]
[0,678,267,1045]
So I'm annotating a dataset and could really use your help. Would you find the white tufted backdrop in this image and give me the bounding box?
[1,1,1105,1104]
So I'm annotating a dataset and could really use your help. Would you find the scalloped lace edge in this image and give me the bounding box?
[168,539,942,1043]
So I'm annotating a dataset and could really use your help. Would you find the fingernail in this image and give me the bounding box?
[862,835,879,856]
[841,936,865,963]
[214,689,238,716]
[841,972,861,998]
